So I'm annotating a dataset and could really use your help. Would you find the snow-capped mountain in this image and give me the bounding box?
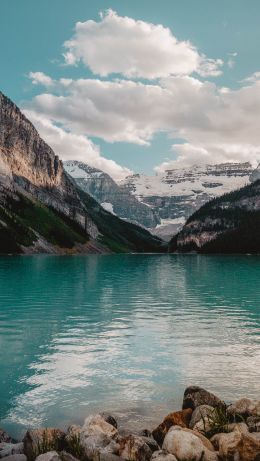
[64,161,159,228]
[121,163,254,239]
[65,160,253,241]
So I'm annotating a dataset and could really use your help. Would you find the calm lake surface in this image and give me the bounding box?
[0,254,259,439]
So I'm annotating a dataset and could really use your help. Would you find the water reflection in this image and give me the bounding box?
[0,255,259,438]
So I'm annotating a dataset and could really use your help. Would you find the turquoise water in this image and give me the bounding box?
[0,255,259,439]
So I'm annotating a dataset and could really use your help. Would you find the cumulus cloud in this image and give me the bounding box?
[26,73,260,171]
[23,109,132,181]
[63,9,223,79]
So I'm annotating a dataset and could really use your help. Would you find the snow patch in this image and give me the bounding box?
[101,202,115,214]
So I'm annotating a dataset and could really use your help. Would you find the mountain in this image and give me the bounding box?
[64,161,159,228]
[121,164,253,239]
[0,91,164,254]
[169,170,260,254]
[65,161,253,241]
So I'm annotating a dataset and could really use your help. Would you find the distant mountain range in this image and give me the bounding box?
[0,91,164,254]
[65,160,253,241]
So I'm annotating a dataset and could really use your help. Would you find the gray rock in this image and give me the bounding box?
[2,456,27,461]
[100,414,118,430]
[35,452,60,461]
[151,450,177,461]
[0,443,24,459]
[59,452,79,461]
[183,386,224,411]
[80,434,111,461]
[0,431,12,444]
[189,405,214,429]
[227,398,260,418]
[118,435,153,461]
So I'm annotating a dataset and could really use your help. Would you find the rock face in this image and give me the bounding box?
[0,91,164,255]
[169,176,260,253]
[64,161,159,229]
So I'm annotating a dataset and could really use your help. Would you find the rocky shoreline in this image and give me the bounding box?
[1,387,260,461]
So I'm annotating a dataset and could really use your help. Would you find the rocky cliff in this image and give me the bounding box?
[0,91,164,254]
[64,161,159,228]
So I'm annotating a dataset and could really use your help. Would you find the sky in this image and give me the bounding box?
[1,0,260,180]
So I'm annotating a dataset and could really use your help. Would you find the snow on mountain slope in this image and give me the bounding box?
[121,163,253,198]
[121,162,253,239]
[65,160,253,241]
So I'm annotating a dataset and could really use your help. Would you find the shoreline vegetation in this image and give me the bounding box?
[1,387,259,461]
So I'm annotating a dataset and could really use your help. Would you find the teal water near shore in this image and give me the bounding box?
[0,254,259,439]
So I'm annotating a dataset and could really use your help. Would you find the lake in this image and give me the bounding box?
[0,254,259,439]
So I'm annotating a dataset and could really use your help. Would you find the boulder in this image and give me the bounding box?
[100,414,118,429]
[118,435,153,461]
[23,429,66,461]
[152,409,192,445]
[228,398,260,419]
[59,453,79,461]
[178,428,215,452]
[211,424,260,461]
[0,443,24,458]
[35,452,60,461]
[2,456,27,461]
[81,415,118,439]
[189,405,214,430]
[162,426,218,461]
[247,416,260,433]
[36,452,80,461]
[79,414,118,461]
[139,438,159,453]
[151,450,177,461]
[80,433,112,461]
[0,431,13,444]
[183,386,224,411]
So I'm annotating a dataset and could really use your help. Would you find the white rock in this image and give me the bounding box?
[81,415,118,439]
[162,427,218,461]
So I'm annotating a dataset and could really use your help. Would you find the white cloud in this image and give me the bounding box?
[23,109,132,181]
[28,72,54,87]
[63,9,223,79]
[26,73,260,171]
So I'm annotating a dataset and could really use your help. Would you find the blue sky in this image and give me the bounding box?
[1,1,260,178]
